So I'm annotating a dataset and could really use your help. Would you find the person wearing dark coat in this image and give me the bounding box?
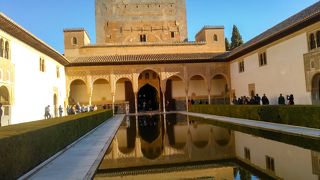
[288,94,294,105]
[278,94,286,105]
[261,94,269,105]
[254,94,261,105]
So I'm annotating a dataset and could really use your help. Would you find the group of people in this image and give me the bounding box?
[44,103,100,119]
[66,103,98,115]
[232,93,295,105]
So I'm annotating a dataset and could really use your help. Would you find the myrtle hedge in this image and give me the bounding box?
[0,109,113,180]
[190,105,320,129]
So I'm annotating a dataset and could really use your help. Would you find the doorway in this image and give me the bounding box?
[138,84,159,111]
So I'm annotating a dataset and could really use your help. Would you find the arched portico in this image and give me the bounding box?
[0,85,10,126]
[69,79,88,105]
[92,78,112,106]
[138,70,162,112]
[210,74,229,104]
[189,75,208,104]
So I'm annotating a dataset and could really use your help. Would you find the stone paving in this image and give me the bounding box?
[21,115,124,180]
[179,111,320,139]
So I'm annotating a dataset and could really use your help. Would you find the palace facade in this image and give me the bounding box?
[0,1,320,125]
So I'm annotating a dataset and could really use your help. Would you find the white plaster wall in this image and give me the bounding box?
[92,83,112,103]
[211,79,226,96]
[70,84,88,104]
[189,80,207,97]
[172,81,185,98]
[235,132,317,180]
[230,33,311,104]
[8,32,66,124]
[115,82,126,102]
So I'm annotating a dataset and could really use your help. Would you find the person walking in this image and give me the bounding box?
[261,94,269,105]
[278,94,285,105]
[44,105,51,119]
[0,103,3,127]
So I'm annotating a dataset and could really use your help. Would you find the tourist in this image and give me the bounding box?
[278,94,286,105]
[254,94,261,105]
[75,103,81,113]
[58,105,63,117]
[191,99,195,105]
[0,103,3,127]
[249,96,255,105]
[261,94,269,105]
[232,97,238,105]
[288,94,295,105]
[44,105,51,119]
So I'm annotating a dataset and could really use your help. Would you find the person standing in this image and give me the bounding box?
[261,94,269,105]
[288,94,295,105]
[278,94,286,105]
[254,94,261,105]
[0,103,3,127]
[58,105,63,117]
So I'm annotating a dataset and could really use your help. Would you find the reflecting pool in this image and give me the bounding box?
[94,114,320,180]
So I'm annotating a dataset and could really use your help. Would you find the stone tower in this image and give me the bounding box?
[95,0,188,44]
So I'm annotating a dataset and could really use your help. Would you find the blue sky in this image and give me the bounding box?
[0,0,319,53]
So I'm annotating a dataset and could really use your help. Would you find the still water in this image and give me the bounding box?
[94,114,320,180]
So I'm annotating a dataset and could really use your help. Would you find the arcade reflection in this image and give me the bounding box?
[95,114,320,180]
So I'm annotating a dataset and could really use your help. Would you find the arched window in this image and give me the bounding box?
[213,34,218,41]
[0,39,3,58]
[316,31,320,48]
[310,33,316,50]
[4,41,9,59]
[72,37,78,45]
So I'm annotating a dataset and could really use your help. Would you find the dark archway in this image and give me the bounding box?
[138,84,159,111]
[312,73,320,105]
[0,86,10,105]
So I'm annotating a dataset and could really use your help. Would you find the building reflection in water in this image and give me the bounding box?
[96,114,320,180]
[98,114,234,170]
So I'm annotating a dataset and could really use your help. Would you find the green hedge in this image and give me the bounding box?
[190,105,320,129]
[0,110,113,180]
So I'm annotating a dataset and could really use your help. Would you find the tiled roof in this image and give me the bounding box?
[0,13,69,65]
[226,1,320,60]
[68,53,224,66]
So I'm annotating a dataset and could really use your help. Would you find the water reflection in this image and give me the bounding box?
[96,114,320,180]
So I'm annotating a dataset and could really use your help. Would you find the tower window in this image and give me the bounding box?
[4,41,9,59]
[213,34,218,41]
[72,37,78,45]
[171,32,175,38]
[0,38,3,58]
[266,156,275,172]
[239,60,245,73]
[244,147,251,161]
[259,52,267,66]
[310,33,316,50]
[316,31,320,48]
[39,58,46,72]
[140,34,147,42]
[56,66,60,78]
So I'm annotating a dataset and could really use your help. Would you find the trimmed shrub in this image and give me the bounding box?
[190,105,320,129]
[0,110,113,180]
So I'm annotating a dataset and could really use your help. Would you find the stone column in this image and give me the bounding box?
[112,92,115,114]
[134,92,138,114]
[162,92,166,113]
[185,89,189,112]
[208,89,211,105]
